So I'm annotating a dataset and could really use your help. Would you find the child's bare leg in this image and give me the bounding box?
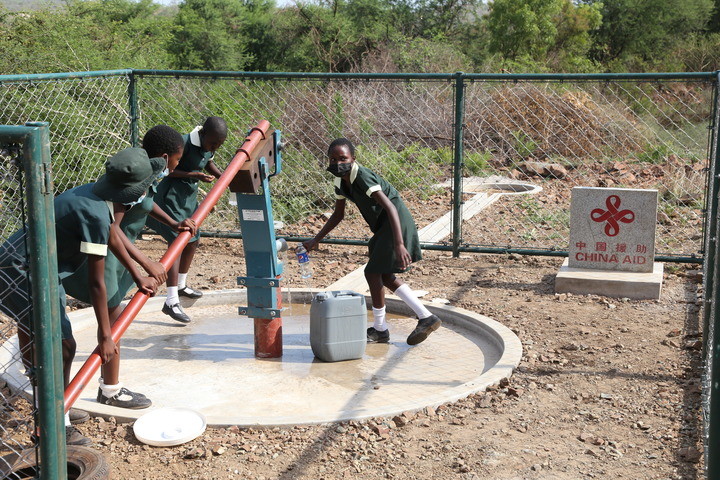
[365,271,390,343]
[17,324,33,376]
[179,240,199,276]
[365,271,385,309]
[100,304,122,386]
[382,273,403,292]
[61,338,77,387]
[167,250,180,287]
[97,305,151,408]
[177,241,202,298]
[162,241,192,323]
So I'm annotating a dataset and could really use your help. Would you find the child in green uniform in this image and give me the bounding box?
[63,126,197,409]
[146,117,228,323]
[303,138,442,345]
[0,148,165,444]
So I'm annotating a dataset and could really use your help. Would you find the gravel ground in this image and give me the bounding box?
[68,236,705,480]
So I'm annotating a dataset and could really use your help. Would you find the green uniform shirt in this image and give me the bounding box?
[54,183,114,279]
[63,184,158,307]
[0,182,113,339]
[333,163,421,273]
[146,126,211,243]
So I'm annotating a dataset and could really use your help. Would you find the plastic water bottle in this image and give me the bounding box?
[296,245,313,279]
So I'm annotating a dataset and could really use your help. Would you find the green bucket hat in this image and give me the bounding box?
[93,148,166,203]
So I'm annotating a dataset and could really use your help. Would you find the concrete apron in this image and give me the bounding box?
[1,289,521,426]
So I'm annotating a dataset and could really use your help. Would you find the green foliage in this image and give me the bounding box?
[392,36,473,73]
[636,143,672,165]
[486,0,562,61]
[511,131,538,158]
[669,32,720,71]
[587,0,713,69]
[356,143,446,195]
[464,151,491,175]
[485,0,601,72]
[0,0,173,73]
[2,0,719,74]
[319,93,345,140]
[169,0,255,71]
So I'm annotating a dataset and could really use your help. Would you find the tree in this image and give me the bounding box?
[169,0,255,71]
[485,0,562,61]
[0,0,173,73]
[586,0,713,68]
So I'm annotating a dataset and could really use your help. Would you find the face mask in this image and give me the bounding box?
[152,168,169,187]
[156,168,169,181]
[123,192,146,207]
[327,162,352,177]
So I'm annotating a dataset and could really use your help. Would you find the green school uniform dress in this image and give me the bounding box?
[146,126,211,243]
[334,162,421,274]
[0,183,115,339]
[63,184,159,308]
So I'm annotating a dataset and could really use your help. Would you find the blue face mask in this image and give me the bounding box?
[152,168,169,188]
[123,192,146,207]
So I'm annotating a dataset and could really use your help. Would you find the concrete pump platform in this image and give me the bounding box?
[1,289,521,426]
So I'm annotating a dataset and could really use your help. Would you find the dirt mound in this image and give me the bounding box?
[466,84,644,163]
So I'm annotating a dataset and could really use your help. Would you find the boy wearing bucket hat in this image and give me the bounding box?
[63,129,196,410]
[0,147,164,444]
[63,125,196,409]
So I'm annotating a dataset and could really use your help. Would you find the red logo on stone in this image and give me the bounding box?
[590,195,635,237]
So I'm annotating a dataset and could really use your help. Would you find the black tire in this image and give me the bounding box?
[0,445,110,480]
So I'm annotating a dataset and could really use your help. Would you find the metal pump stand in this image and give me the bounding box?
[230,129,285,358]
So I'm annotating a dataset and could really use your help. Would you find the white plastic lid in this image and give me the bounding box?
[133,407,207,447]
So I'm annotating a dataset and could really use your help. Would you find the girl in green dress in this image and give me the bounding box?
[303,138,442,346]
[146,117,227,323]
[63,125,197,409]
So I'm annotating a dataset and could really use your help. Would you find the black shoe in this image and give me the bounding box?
[407,314,442,346]
[96,387,152,409]
[367,327,390,344]
[66,425,92,446]
[162,302,191,323]
[69,408,89,425]
[178,286,203,299]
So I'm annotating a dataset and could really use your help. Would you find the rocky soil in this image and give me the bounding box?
[71,236,704,480]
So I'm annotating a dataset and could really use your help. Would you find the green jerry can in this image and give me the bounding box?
[310,290,367,362]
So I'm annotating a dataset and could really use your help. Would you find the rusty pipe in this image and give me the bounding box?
[64,120,271,410]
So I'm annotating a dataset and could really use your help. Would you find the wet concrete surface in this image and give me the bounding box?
[2,290,521,426]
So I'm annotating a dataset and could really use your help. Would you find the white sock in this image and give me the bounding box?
[394,284,432,319]
[99,378,122,398]
[372,306,387,331]
[178,273,188,289]
[64,412,71,427]
[166,286,179,306]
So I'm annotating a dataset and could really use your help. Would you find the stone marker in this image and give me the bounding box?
[556,187,663,299]
[568,187,657,273]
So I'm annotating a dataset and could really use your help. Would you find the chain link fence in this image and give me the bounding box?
[0,70,712,260]
[1,123,66,479]
[0,69,717,477]
[461,77,712,258]
[0,144,36,471]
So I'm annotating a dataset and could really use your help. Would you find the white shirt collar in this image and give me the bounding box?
[333,162,360,189]
[189,126,202,147]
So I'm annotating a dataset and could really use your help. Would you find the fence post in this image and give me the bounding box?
[452,72,465,258]
[23,122,67,480]
[708,196,720,480]
[703,74,720,354]
[128,71,139,147]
